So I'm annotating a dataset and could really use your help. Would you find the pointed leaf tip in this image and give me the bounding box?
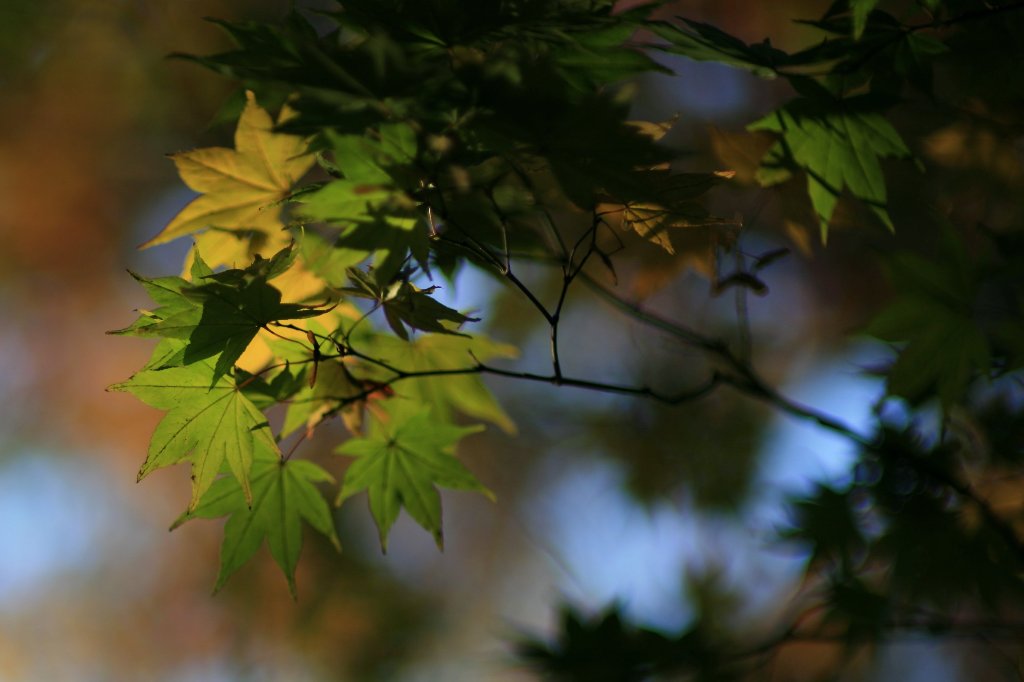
[141,89,312,249]
[169,513,190,532]
[335,405,489,551]
[180,458,339,594]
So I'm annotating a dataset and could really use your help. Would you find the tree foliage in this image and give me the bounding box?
[110,0,1024,678]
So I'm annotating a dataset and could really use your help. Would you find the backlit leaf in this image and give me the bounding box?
[343,268,479,340]
[849,0,881,39]
[173,442,340,597]
[369,332,518,434]
[651,18,792,78]
[749,92,911,241]
[142,91,313,249]
[114,249,327,382]
[336,403,489,550]
[867,225,991,407]
[108,355,276,510]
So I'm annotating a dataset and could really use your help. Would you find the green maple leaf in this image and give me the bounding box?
[298,181,430,285]
[109,354,275,510]
[336,403,490,550]
[849,0,881,39]
[108,270,199,337]
[748,92,911,241]
[172,444,340,597]
[867,223,994,408]
[870,297,989,408]
[343,267,479,340]
[237,363,308,409]
[298,230,369,288]
[650,18,792,78]
[328,123,417,184]
[298,123,429,283]
[370,332,518,434]
[112,250,325,381]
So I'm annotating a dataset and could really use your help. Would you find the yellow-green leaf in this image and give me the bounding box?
[174,441,340,597]
[142,91,313,249]
[109,355,277,510]
[371,332,518,434]
[336,403,489,551]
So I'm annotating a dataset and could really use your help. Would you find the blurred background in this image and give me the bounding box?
[1,1,1020,680]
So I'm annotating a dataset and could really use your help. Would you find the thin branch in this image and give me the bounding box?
[504,157,568,256]
[577,270,732,353]
[341,301,382,346]
[267,322,721,416]
[484,185,512,273]
[260,322,314,350]
[431,190,555,324]
[732,248,753,362]
[317,363,721,423]
[282,429,309,462]
[548,211,602,379]
[575,271,1024,560]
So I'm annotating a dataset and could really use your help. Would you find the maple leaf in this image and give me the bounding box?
[784,484,865,569]
[226,256,368,376]
[707,125,821,255]
[849,0,881,40]
[107,272,196,337]
[871,296,990,408]
[749,91,911,242]
[867,226,991,408]
[237,363,308,411]
[172,440,340,597]
[598,176,740,290]
[141,91,313,249]
[259,312,386,438]
[336,403,490,551]
[298,124,430,283]
[113,249,326,382]
[180,225,328,306]
[597,116,736,281]
[342,268,479,340]
[605,179,735,256]
[651,18,793,78]
[370,332,518,434]
[298,230,370,288]
[108,352,277,510]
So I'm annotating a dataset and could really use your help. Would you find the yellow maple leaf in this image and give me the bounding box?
[141,91,314,249]
[596,119,738,277]
[154,91,328,306]
[182,227,327,301]
[597,169,737,279]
